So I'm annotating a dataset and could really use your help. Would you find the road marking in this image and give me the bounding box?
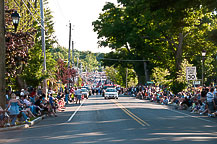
[67,99,86,122]
[112,100,150,127]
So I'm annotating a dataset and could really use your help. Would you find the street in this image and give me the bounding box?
[0,95,217,144]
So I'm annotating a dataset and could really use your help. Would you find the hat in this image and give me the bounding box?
[21,89,24,91]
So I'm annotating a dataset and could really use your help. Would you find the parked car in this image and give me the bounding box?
[81,88,89,99]
[104,88,118,99]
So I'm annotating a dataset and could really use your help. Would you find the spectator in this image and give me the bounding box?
[206,87,216,117]
[65,89,69,105]
[201,88,207,102]
[7,93,23,126]
[163,97,169,105]
[20,89,25,97]
[76,87,82,104]
[0,106,8,127]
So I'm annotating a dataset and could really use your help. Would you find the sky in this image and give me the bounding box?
[48,0,117,53]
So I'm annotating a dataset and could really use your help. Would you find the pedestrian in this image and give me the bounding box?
[74,87,78,104]
[65,89,69,105]
[76,87,82,105]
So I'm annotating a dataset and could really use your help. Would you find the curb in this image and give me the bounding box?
[0,115,45,132]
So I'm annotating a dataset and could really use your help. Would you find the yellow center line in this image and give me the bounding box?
[111,100,150,127]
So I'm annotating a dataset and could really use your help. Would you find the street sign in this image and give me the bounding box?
[186,67,197,80]
[193,81,201,85]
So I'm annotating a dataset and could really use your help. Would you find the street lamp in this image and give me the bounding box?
[202,50,206,87]
[11,11,20,32]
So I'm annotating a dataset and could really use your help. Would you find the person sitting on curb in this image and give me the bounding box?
[0,106,10,127]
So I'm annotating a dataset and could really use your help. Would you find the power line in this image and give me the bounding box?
[14,0,46,31]
[26,0,44,23]
[98,58,149,62]
[54,0,68,21]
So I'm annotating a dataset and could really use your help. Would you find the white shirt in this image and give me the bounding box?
[74,90,78,95]
[77,89,82,96]
[207,92,214,102]
[214,89,217,98]
[24,99,31,106]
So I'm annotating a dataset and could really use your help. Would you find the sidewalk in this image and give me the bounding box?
[0,115,45,132]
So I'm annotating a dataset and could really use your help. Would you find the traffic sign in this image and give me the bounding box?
[186,67,197,80]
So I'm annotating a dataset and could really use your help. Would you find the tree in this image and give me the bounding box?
[56,59,77,85]
[20,0,57,88]
[93,0,217,91]
[152,67,171,86]
[5,1,36,89]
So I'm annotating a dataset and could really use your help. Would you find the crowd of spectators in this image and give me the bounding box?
[0,86,76,128]
[126,85,217,118]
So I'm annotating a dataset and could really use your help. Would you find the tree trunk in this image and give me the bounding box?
[0,0,6,109]
[144,61,149,82]
[16,76,26,90]
[137,74,146,85]
[175,33,184,73]
[133,61,149,85]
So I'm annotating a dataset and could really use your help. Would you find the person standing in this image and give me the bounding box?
[76,87,82,105]
[74,87,78,104]
[65,89,69,105]
[206,87,216,117]
[7,93,23,126]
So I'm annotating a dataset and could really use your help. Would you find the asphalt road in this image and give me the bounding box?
[0,95,217,144]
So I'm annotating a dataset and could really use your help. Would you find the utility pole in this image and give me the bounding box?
[0,0,6,109]
[77,57,79,70]
[40,0,47,95]
[67,22,71,89]
[72,41,74,66]
[68,22,71,68]
[126,68,128,88]
[144,61,149,83]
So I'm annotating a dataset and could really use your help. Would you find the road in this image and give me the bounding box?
[0,95,217,144]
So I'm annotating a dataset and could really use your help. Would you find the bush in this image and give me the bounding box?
[170,80,186,95]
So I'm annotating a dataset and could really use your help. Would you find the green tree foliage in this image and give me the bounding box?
[5,1,37,89]
[20,0,57,88]
[152,67,171,86]
[105,66,137,87]
[4,0,58,89]
[93,0,217,92]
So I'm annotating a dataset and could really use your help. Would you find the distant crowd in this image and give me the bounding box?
[126,85,217,118]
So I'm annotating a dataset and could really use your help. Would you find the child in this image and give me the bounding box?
[0,106,6,127]
[191,101,200,113]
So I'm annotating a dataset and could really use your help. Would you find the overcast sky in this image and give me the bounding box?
[48,0,117,53]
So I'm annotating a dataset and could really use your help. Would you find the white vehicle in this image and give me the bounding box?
[81,88,89,99]
[104,88,118,99]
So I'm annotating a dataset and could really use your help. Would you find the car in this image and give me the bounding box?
[82,86,92,96]
[104,88,118,99]
[102,85,116,97]
[81,88,89,99]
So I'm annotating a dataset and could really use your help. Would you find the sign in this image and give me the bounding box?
[193,81,201,85]
[186,67,197,80]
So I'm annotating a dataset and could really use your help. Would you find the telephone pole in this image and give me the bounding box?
[72,40,74,66]
[40,0,47,95]
[0,0,6,108]
[68,22,71,68]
